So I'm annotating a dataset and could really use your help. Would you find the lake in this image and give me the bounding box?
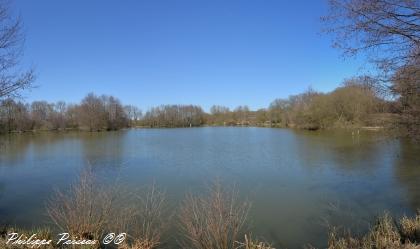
[0,127,419,248]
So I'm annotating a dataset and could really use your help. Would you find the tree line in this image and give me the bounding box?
[205,78,393,129]
[0,93,142,132]
[0,67,414,132]
[141,105,205,128]
[0,76,397,132]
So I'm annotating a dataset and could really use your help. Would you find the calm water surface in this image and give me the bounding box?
[0,127,419,248]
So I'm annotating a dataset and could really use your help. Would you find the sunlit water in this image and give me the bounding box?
[0,127,419,248]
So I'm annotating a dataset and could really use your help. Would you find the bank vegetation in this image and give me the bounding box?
[0,74,412,136]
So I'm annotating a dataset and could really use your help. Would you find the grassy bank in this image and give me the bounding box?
[326,212,420,249]
[2,211,419,249]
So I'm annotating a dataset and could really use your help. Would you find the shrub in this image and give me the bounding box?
[178,183,250,249]
[46,170,119,242]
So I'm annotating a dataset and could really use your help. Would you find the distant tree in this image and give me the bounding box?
[102,95,128,130]
[233,105,250,124]
[269,99,290,126]
[209,105,231,125]
[256,108,269,124]
[65,104,79,129]
[142,105,205,128]
[77,93,107,131]
[31,101,53,130]
[210,105,230,115]
[329,81,381,125]
[286,88,323,129]
[274,82,384,129]
[49,101,67,130]
[0,98,31,132]
[124,105,142,126]
[0,1,35,99]
[0,94,132,133]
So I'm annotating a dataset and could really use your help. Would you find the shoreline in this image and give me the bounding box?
[0,124,387,135]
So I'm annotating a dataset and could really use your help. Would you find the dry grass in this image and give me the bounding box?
[400,211,420,243]
[118,239,160,249]
[364,212,401,248]
[178,183,250,249]
[235,235,275,249]
[327,212,420,249]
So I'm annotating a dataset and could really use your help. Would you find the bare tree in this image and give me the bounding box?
[142,105,205,128]
[124,104,142,126]
[269,99,290,126]
[0,1,34,99]
[30,100,53,130]
[323,0,420,72]
[233,106,250,124]
[77,93,107,131]
[103,95,128,130]
[50,101,67,130]
[0,98,31,132]
[208,105,231,125]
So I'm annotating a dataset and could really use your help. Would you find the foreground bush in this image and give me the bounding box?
[46,170,121,242]
[46,170,166,249]
[178,183,250,249]
[118,184,167,249]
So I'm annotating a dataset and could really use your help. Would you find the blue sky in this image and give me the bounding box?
[15,0,367,111]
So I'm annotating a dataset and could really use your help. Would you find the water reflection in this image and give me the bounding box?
[79,131,128,169]
[0,134,33,165]
[292,129,393,172]
[393,140,420,210]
